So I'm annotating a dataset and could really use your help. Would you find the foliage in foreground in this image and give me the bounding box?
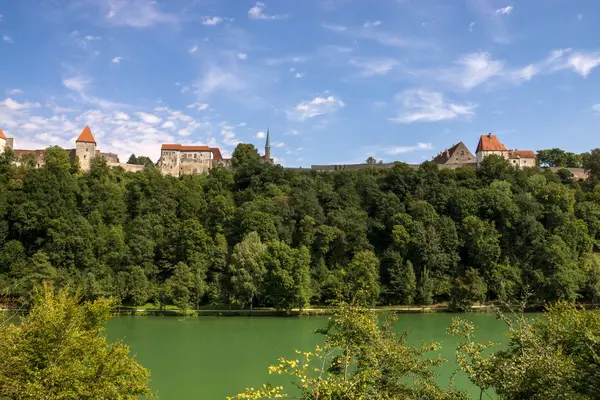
[0,284,153,399]
[449,301,600,400]
[228,302,467,400]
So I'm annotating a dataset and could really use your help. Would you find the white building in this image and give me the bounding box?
[476,133,536,168]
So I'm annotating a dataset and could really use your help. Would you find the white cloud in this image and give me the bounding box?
[384,142,433,155]
[567,52,600,77]
[197,65,246,94]
[238,53,248,60]
[85,35,101,41]
[495,6,513,15]
[187,103,209,111]
[248,2,287,20]
[256,131,266,139]
[266,56,308,66]
[363,20,382,28]
[114,112,130,120]
[99,0,177,28]
[469,0,511,44]
[189,45,198,54]
[8,89,23,95]
[288,95,345,121]
[577,14,583,21]
[202,16,223,26]
[273,141,285,148]
[350,58,400,77]
[469,22,475,32]
[510,64,538,83]
[112,56,123,64]
[137,112,162,124]
[161,120,175,129]
[390,89,476,123]
[592,104,600,115]
[3,35,14,43]
[295,72,304,78]
[0,98,41,110]
[322,24,347,32]
[63,76,90,93]
[455,52,504,90]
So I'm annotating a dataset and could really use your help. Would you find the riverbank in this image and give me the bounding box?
[111,304,496,316]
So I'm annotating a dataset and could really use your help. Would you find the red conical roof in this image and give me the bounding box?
[76,126,96,143]
[0,128,6,140]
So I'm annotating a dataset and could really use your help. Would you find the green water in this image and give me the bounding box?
[106,313,509,399]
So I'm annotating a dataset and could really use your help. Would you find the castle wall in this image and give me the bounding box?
[120,164,146,173]
[0,138,5,154]
[158,150,181,177]
[180,157,212,175]
[549,167,588,180]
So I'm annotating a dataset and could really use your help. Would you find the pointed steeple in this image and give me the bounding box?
[76,125,96,144]
[264,127,271,162]
[265,127,270,149]
[0,128,6,140]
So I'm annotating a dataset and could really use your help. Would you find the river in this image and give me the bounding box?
[106,313,510,399]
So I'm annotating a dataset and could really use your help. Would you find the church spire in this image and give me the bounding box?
[265,127,271,162]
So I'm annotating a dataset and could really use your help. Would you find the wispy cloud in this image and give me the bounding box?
[444,52,504,90]
[8,89,24,95]
[196,65,246,94]
[294,72,304,78]
[383,142,433,155]
[256,131,266,138]
[287,95,345,121]
[248,2,287,20]
[265,56,308,66]
[62,75,126,109]
[94,0,177,28]
[495,6,513,15]
[363,20,382,28]
[137,112,161,125]
[350,58,400,77]
[203,16,224,26]
[322,23,432,49]
[469,0,511,44]
[3,35,14,43]
[238,53,248,60]
[189,45,198,54]
[112,56,123,64]
[391,89,476,123]
[0,98,41,111]
[187,103,209,111]
[592,104,600,115]
[469,22,475,32]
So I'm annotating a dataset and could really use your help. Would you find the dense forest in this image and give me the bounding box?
[2,144,600,311]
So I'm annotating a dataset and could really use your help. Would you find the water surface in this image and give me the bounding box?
[106,313,510,399]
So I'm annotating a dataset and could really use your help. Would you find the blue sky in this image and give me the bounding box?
[1,0,600,166]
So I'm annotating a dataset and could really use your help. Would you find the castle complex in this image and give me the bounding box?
[432,133,537,169]
[0,126,273,175]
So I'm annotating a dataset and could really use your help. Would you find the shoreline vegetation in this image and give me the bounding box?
[2,144,600,317]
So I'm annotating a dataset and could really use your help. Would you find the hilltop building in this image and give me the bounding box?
[432,142,476,168]
[0,126,144,173]
[475,133,536,168]
[157,128,273,177]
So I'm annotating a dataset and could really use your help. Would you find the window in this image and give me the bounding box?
[86,148,88,152]
[461,151,465,155]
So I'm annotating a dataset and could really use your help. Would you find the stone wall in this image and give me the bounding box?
[120,164,146,173]
[548,167,588,180]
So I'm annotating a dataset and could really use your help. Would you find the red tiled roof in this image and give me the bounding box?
[476,133,507,152]
[162,144,182,150]
[508,150,536,159]
[76,126,96,143]
[210,148,223,160]
[0,128,6,140]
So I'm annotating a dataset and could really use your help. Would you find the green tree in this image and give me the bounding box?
[450,301,600,400]
[231,143,261,167]
[228,232,267,311]
[0,284,153,399]
[165,262,194,313]
[346,250,380,306]
[388,258,417,305]
[229,303,468,400]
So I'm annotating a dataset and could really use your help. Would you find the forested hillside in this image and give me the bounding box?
[2,144,600,311]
